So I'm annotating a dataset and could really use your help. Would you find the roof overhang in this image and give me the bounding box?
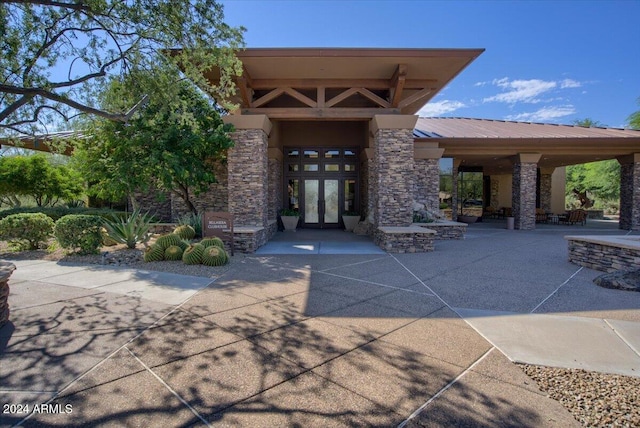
[179,47,484,119]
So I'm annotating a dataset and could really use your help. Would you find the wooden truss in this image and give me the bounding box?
[236,64,437,119]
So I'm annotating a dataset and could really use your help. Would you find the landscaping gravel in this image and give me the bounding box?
[520,364,640,427]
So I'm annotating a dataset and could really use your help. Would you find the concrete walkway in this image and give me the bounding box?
[1,221,639,427]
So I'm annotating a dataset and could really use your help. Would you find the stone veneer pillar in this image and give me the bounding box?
[512,153,541,230]
[618,153,640,231]
[539,168,554,212]
[223,115,272,227]
[361,148,374,225]
[371,115,418,227]
[414,143,445,214]
[451,159,462,221]
[0,262,15,327]
[267,148,283,222]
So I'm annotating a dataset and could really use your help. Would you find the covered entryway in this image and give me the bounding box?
[284,147,358,229]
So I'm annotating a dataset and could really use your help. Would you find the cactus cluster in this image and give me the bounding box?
[174,224,196,240]
[143,233,229,266]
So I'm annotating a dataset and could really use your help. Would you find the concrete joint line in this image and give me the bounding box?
[313,269,435,296]
[318,255,390,272]
[530,267,583,314]
[388,255,452,310]
[397,347,496,428]
[124,347,211,427]
[604,319,640,358]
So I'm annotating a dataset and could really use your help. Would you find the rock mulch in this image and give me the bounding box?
[594,269,640,292]
[520,364,640,427]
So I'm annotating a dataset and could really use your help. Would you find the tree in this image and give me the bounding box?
[572,118,604,128]
[0,153,84,206]
[72,67,234,214]
[628,97,640,130]
[0,1,244,135]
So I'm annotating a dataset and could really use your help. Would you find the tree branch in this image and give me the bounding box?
[0,1,92,12]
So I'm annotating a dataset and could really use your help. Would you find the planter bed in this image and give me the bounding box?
[566,235,640,272]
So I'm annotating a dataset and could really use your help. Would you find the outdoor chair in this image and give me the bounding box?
[560,209,587,225]
[535,208,548,223]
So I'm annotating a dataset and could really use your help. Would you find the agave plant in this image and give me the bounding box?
[103,208,154,249]
[177,211,203,239]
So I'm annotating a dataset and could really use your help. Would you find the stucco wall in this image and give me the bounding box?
[551,167,566,214]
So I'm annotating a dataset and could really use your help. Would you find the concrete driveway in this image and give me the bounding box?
[1,220,639,427]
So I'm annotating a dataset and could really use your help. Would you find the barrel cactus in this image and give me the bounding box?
[143,244,165,262]
[200,237,224,249]
[164,245,184,261]
[155,233,183,251]
[174,224,196,240]
[201,246,228,267]
[182,243,205,265]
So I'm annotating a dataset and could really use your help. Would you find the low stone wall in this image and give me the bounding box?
[586,210,604,220]
[233,221,277,253]
[566,235,640,272]
[413,221,467,240]
[374,226,435,253]
[0,262,16,327]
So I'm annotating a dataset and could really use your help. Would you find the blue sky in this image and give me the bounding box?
[220,0,640,128]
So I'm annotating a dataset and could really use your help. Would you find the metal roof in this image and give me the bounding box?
[414,117,640,139]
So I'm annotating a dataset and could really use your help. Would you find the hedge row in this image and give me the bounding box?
[0,206,129,221]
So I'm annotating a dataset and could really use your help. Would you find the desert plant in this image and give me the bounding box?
[280,208,300,216]
[182,243,204,265]
[174,224,196,240]
[103,208,153,249]
[201,245,228,266]
[143,244,165,262]
[177,211,203,238]
[164,245,184,261]
[154,233,183,251]
[54,214,104,254]
[0,213,55,250]
[200,237,224,249]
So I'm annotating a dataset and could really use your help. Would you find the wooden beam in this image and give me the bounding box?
[317,86,325,108]
[237,77,252,107]
[390,64,407,107]
[326,88,359,108]
[282,87,317,108]
[248,78,437,90]
[251,87,286,108]
[325,87,390,108]
[357,88,391,108]
[241,107,401,119]
[398,87,433,109]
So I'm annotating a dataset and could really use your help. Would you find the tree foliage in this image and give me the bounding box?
[628,97,640,130]
[0,0,244,135]
[0,153,84,206]
[72,67,234,214]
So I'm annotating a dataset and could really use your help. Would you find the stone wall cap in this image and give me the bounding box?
[565,235,640,251]
[234,226,265,233]
[378,226,436,234]
[412,221,467,227]
[0,262,16,281]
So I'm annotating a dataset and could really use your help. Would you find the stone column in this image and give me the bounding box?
[360,148,374,226]
[539,168,555,212]
[451,159,462,221]
[223,115,272,227]
[618,153,640,231]
[414,142,445,214]
[267,148,283,222]
[512,153,541,230]
[371,115,418,227]
[0,262,15,327]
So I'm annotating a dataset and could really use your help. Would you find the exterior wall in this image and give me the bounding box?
[539,172,553,212]
[171,162,228,220]
[279,121,368,148]
[373,128,415,227]
[551,167,566,214]
[130,188,172,222]
[492,174,513,210]
[619,155,640,230]
[489,178,500,209]
[414,158,440,213]
[227,128,269,227]
[512,160,538,230]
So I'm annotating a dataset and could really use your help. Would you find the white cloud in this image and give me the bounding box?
[505,105,576,122]
[560,79,581,88]
[483,78,557,104]
[417,100,466,117]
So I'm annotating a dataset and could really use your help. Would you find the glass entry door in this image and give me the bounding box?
[303,179,339,228]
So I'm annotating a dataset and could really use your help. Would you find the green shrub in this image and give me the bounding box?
[0,206,128,222]
[103,208,153,249]
[54,215,104,254]
[0,213,55,250]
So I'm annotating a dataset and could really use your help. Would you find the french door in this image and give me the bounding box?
[284,147,358,229]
